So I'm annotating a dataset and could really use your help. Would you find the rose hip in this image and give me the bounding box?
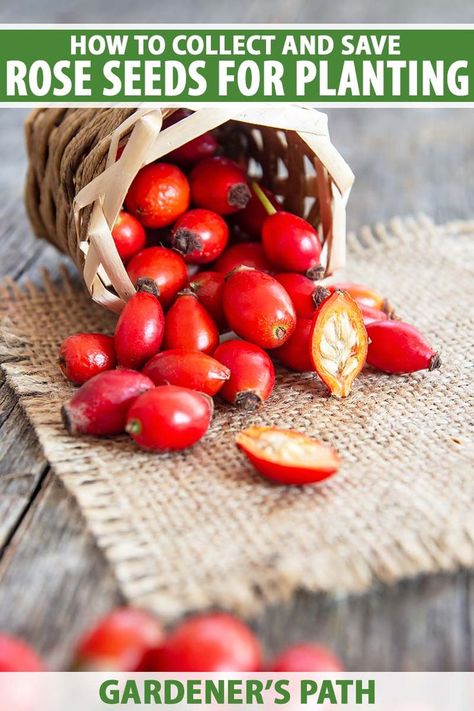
[126,385,213,451]
[310,291,368,398]
[127,246,188,309]
[236,426,341,486]
[269,642,344,671]
[62,369,154,436]
[360,304,390,326]
[214,339,275,409]
[125,162,190,229]
[137,613,261,672]
[170,209,229,264]
[114,280,165,370]
[223,268,296,349]
[234,183,281,239]
[59,333,116,385]
[111,210,146,262]
[273,318,313,372]
[163,290,219,354]
[366,320,441,374]
[328,281,392,314]
[189,271,226,330]
[213,242,272,275]
[0,634,44,671]
[143,349,230,396]
[75,608,164,672]
[163,109,218,167]
[275,273,321,319]
[190,156,251,215]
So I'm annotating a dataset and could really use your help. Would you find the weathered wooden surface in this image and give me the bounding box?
[1,1,474,671]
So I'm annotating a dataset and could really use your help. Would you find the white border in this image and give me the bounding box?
[1,24,472,108]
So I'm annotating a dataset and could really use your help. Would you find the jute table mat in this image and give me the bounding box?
[1,215,473,620]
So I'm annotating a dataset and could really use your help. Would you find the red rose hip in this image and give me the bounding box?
[170,209,229,264]
[235,183,281,239]
[223,268,296,349]
[275,272,321,319]
[125,162,190,229]
[114,280,165,370]
[273,318,313,372]
[269,642,344,672]
[163,109,218,167]
[75,607,164,671]
[213,242,272,275]
[127,247,188,309]
[111,210,146,262]
[366,320,441,374]
[126,385,213,451]
[263,212,321,274]
[163,290,219,354]
[190,271,226,330]
[137,613,261,672]
[62,369,154,436]
[214,339,275,409]
[190,156,251,215]
[59,333,116,385]
[143,349,230,396]
[0,634,44,671]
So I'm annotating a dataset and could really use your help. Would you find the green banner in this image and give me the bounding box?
[0,27,473,104]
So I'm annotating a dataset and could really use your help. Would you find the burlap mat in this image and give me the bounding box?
[1,215,473,620]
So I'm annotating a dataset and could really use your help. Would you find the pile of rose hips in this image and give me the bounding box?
[59,109,440,486]
[0,608,343,672]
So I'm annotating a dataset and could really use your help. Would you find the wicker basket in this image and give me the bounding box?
[25,106,354,313]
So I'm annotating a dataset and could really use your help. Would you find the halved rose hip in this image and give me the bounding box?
[236,426,341,485]
[310,290,368,398]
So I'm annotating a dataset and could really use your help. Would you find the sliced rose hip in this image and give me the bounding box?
[0,634,44,671]
[114,280,165,370]
[213,242,272,275]
[328,281,392,315]
[127,246,188,309]
[223,268,296,349]
[126,385,213,451]
[170,209,229,264]
[143,349,230,396]
[137,613,261,672]
[236,426,341,485]
[214,339,275,409]
[111,210,147,262]
[269,642,344,672]
[125,162,190,229]
[59,333,116,385]
[190,156,251,215]
[75,607,164,672]
[366,320,441,374]
[310,291,368,398]
[163,290,219,354]
[273,318,313,372]
[62,370,154,436]
[234,183,281,239]
[189,271,226,330]
[275,272,321,319]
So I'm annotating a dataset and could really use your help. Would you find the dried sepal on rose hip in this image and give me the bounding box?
[236,427,341,486]
[214,339,275,410]
[310,290,368,398]
[223,267,296,349]
[61,370,154,436]
[126,385,213,452]
[59,333,116,385]
[142,349,230,397]
[137,613,261,672]
[366,320,441,374]
[126,246,188,309]
[74,607,164,672]
[170,209,229,264]
[163,290,219,354]
[114,279,165,370]
[190,156,251,215]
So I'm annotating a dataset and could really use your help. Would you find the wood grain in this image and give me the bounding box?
[0,2,473,670]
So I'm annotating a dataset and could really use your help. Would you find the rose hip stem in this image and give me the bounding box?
[251,181,277,217]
